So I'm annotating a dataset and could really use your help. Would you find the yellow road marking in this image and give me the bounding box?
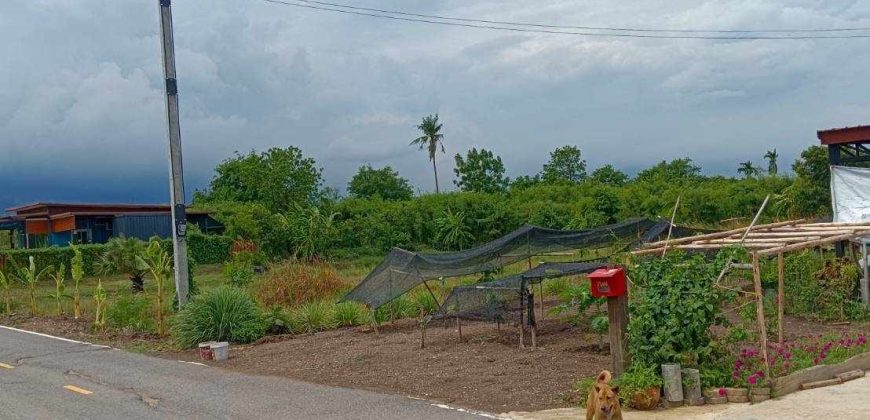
[64,385,93,395]
[0,362,14,369]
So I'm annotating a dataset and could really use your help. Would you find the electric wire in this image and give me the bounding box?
[260,0,870,39]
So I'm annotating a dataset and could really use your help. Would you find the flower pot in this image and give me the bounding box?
[198,342,214,361]
[726,388,749,403]
[703,388,727,399]
[750,387,770,396]
[725,387,748,397]
[629,387,661,410]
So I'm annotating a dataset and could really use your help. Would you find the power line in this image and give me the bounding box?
[284,0,870,34]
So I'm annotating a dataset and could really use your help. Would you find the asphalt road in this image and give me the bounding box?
[0,325,490,420]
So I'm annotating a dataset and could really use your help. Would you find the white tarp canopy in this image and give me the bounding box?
[831,165,870,223]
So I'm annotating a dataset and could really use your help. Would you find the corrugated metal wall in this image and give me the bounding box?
[114,214,172,241]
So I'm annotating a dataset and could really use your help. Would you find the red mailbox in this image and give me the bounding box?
[587,267,627,298]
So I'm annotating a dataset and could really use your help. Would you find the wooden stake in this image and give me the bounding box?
[420,308,426,349]
[539,282,545,321]
[531,324,537,350]
[776,253,785,346]
[752,253,771,378]
[371,308,379,334]
[456,316,463,342]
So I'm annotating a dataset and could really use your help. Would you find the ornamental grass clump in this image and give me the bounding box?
[255,261,346,307]
[172,286,265,348]
[292,300,337,334]
[334,301,366,327]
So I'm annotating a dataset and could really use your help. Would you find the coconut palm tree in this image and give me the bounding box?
[764,149,779,176]
[410,114,445,193]
[738,161,760,179]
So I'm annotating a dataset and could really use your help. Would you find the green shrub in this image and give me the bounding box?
[187,233,233,265]
[334,301,366,327]
[613,365,664,407]
[223,252,255,287]
[171,286,265,348]
[292,300,337,334]
[107,293,154,331]
[263,306,297,335]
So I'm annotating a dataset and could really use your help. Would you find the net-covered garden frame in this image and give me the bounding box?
[430,262,607,322]
[342,217,694,310]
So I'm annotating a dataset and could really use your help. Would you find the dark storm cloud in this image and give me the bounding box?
[2,0,870,209]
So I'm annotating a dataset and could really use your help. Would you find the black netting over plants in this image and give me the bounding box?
[341,217,680,310]
[430,262,608,322]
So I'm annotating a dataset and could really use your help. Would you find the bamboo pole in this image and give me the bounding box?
[758,231,870,256]
[740,195,771,243]
[776,253,785,346]
[641,219,805,249]
[661,196,681,257]
[456,316,463,342]
[752,253,771,378]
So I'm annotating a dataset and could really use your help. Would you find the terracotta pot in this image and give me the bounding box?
[630,387,661,410]
[725,387,748,397]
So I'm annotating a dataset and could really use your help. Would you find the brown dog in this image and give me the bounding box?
[586,370,622,420]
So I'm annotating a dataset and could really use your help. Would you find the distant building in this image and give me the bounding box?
[0,202,223,249]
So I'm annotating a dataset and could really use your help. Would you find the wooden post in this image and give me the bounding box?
[607,294,629,376]
[539,282,545,321]
[862,242,869,306]
[752,252,771,377]
[776,253,785,346]
[528,287,537,350]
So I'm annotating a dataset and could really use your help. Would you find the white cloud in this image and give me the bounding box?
[2,0,870,207]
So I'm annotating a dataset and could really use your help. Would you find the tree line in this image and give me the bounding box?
[193,114,832,259]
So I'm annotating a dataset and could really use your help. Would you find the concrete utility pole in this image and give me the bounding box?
[158,0,190,306]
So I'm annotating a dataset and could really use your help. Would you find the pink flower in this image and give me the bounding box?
[718,388,726,397]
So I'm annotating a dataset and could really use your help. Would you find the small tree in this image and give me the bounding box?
[541,145,587,184]
[15,256,53,316]
[137,238,173,335]
[70,242,85,319]
[98,237,147,292]
[453,148,509,193]
[48,263,68,316]
[347,165,414,200]
[0,269,12,315]
[590,164,628,186]
[737,161,760,179]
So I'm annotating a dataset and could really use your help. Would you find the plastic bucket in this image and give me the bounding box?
[211,342,230,362]
[198,342,214,361]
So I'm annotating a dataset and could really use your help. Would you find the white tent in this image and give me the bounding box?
[831,165,870,223]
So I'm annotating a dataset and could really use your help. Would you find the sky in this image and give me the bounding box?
[2,0,870,210]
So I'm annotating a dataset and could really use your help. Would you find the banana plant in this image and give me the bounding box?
[48,263,69,316]
[15,256,53,317]
[93,279,107,329]
[136,238,172,335]
[0,269,12,315]
[70,243,85,319]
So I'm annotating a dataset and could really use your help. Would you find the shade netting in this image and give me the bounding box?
[342,217,676,309]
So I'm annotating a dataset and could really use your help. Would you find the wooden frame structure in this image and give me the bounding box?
[633,219,870,375]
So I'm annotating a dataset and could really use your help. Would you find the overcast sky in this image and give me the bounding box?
[2,0,870,210]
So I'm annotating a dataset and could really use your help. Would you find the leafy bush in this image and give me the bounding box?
[187,233,233,264]
[224,252,255,287]
[334,301,366,327]
[172,286,265,348]
[254,261,347,307]
[107,293,154,331]
[628,250,733,369]
[292,300,337,334]
[263,306,296,335]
